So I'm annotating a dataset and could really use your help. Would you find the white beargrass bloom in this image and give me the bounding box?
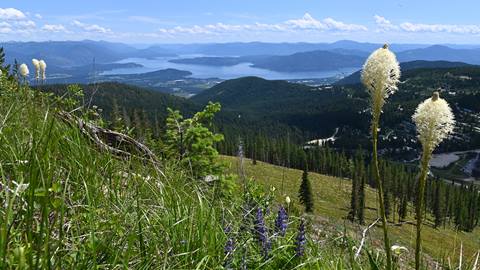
[412,92,455,153]
[39,60,47,80]
[19,63,29,78]
[391,245,408,255]
[361,44,401,118]
[0,69,2,77]
[32,58,40,79]
[285,196,291,205]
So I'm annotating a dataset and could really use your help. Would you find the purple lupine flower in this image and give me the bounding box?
[275,206,288,236]
[254,208,270,258]
[224,225,235,268]
[295,219,306,257]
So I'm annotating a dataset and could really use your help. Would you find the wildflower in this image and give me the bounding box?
[285,196,291,205]
[32,59,40,79]
[19,63,29,78]
[412,92,455,153]
[274,206,288,236]
[361,44,400,270]
[295,219,306,257]
[254,208,270,258]
[0,69,2,77]
[39,60,47,80]
[224,225,235,268]
[412,91,454,270]
[361,44,401,119]
[391,245,408,256]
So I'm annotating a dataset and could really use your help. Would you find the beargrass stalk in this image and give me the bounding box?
[412,92,454,270]
[361,44,401,270]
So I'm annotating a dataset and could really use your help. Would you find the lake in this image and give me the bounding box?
[102,56,358,80]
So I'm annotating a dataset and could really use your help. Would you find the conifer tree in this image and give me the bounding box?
[356,150,366,224]
[348,169,358,222]
[298,161,314,213]
[433,181,444,228]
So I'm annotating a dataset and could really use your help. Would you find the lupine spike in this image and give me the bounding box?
[295,219,306,257]
[254,208,270,259]
[275,206,288,236]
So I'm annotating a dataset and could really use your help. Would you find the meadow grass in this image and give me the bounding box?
[2,75,477,269]
[0,78,387,269]
[222,155,480,269]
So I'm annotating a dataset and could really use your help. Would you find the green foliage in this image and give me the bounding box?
[165,101,225,179]
[298,166,314,213]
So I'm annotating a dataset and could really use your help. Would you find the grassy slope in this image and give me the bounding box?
[0,81,225,269]
[222,155,480,265]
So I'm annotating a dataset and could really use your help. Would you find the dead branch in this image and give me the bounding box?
[355,218,380,259]
[58,111,164,177]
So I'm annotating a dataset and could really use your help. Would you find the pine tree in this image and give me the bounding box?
[433,181,444,228]
[348,168,358,222]
[356,150,366,224]
[298,161,314,213]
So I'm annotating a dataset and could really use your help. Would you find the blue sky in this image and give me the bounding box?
[2,0,480,44]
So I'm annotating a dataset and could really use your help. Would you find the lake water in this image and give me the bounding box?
[102,56,359,80]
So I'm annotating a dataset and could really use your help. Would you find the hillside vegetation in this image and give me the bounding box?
[222,156,480,267]
[0,66,399,269]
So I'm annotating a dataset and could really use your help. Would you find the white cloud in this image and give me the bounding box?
[34,13,42,19]
[400,22,480,34]
[373,15,480,35]
[374,15,399,31]
[0,8,26,20]
[286,13,326,30]
[0,21,11,27]
[15,20,36,29]
[157,13,367,36]
[323,17,368,31]
[72,20,112,34]
[0,27,12,34]
[42,24,68,33]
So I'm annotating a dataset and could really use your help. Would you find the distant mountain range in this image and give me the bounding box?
[170,51,365,72]
[170,46,480,73]
[0,40,175,67]
[5,40,480,95]
[335,60,473,85]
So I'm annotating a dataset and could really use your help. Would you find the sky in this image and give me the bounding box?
[2,0,480,44]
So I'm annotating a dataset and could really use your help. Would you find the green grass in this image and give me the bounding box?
[222,155,480,268]
[0,77,388,269]
[0,79,228,269]
[2,72,478,269]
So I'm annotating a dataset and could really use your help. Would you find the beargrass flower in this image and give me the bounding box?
[254,208,270,258]
[19,64,29,78]
[32,59,40,80]
[412,92,455,153]
[295,219,306,257]
[412,91,454,270]
[275,206,288,236]
[361,44,401,119]
[39,60,47,80]
[361,44,400,270]
[391,245,408,255]
[285,196,291,205]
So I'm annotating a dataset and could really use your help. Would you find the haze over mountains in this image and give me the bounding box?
[4,39,480,96]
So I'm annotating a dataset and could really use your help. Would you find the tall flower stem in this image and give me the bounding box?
[415,148,431,270]
[371,119,392,270]
[412,92,455,270]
